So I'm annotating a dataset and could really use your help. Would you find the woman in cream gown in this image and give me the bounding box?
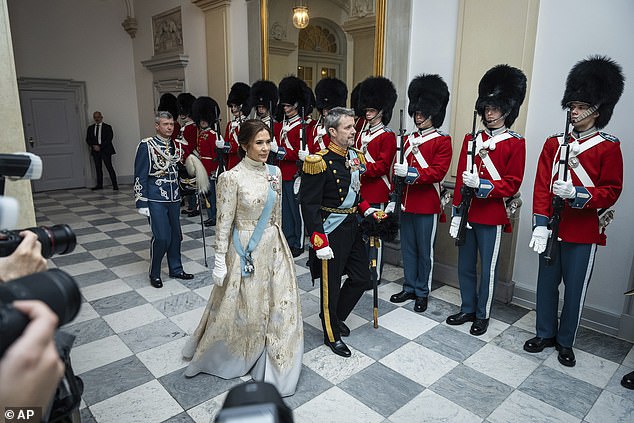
[182,119,303,397]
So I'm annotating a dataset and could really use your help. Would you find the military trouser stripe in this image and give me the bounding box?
[484,225,503,318]
[572,243,596,344]
[321,259,335,342]
[425,215,438,294]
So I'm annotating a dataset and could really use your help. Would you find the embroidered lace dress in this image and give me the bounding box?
[182,156,303,397]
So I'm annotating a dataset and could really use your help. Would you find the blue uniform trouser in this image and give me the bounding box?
[536,242,596,348]
[281,180,303,249]
[205,178,217,220]
[364,202,386,281]
[458,223,502,319]
[148,201,184,278]
[401,212,437,298]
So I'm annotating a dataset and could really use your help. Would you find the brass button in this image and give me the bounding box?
[336,179,340,183]
[329,160,333,164]
[339,188,343,192]
[340,197,344,201]
[333,169,337,174]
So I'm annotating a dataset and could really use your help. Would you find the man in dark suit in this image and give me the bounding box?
[86,111,118,190]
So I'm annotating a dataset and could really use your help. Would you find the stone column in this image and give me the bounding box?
[0,1,35,227]
[342,15,375,85]
[192,0,231,124]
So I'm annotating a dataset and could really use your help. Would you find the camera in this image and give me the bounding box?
[0,224,76,258]
[216,382,293,423]
[0,269,81,357]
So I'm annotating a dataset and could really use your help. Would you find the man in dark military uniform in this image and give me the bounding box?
[300,107,379,358]
[134,111,194,288]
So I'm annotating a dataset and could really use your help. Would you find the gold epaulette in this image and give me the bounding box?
[351,147,367,165]
[303,154,327,174]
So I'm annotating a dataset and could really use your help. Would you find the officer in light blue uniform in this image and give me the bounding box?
[134,111,193,288]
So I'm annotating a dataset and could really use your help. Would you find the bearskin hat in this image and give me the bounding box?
[407,74,450,128]
[177,93,196,118]
[561,55,624,129]
[350,82,363,118]
[357,76,398,125]
[227,82,251,116]
[157,93,178,120]
[475,64,527,128]
[315,78,348,111]
[278,76,308,110]
[249,80,278,109]
[192,96,220,128]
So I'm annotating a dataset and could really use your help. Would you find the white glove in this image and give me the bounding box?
[529,226,551,254]
[316,246,334,260]
[393,162,408,178]
[364,207,380,218]
[553,179,576,199]
[384,202,396,214]
[137,207,150,217]
[449,216,461,239]
[462,170,480,189]
[269,138,279,153]
[212,253,227,285]
[298,149,309,162]
[215,137,225,149]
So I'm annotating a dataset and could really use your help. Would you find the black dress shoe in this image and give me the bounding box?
[523,336,557,353]
[204,218,216,227]
[390,290,416,303]
[169,271,194,280]
[621,370,634,390]
[291,247,304,258]
[556,345,576,367]
[446,312,476,326]
[181,209,193,215]
[414,297,428,312]
[470,318,489,336]
[324,339,351,358]
[338,321,350,337]
[91,186,103,191]
[149,276,163,288]
[187,210,201,217]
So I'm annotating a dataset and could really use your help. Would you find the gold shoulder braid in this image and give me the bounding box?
[352,147,367,165]
[303,154,327,174]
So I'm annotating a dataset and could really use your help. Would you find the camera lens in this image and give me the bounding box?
[27,224,77,258]
[0,269,81,326]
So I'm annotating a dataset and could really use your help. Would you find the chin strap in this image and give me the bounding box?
[571,104,599,123]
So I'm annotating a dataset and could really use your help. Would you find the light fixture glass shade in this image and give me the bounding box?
[292,6,309,29]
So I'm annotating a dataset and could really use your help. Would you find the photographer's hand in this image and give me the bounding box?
[0,300,64,410]
[0,232,47,283]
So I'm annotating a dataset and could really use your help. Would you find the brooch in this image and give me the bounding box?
[267,173,280,191]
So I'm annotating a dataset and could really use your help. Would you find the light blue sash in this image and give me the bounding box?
[323,150,360,235]
[232,165,276,276]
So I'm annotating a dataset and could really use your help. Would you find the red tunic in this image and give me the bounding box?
[308,119,331,153]
[274,115,302,181]
[177,121,198,162]
[354,123,397,204]
[197,128,219,176]
[532,130,622,245]
[453,129,525,229]
[224,118,241,170]
[399,129,452,214]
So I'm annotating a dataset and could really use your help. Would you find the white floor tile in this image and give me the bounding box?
[103,303,166,333]
[303,344,374,385]
[137,337,189,378]
[170,306,207,334]
[90,380,183,422]
[380,341,458,387]
[137,279,190,302]
[464,344,539,388]
[63,260,107,277]
[294,387,384,423]
[187,392,227,423]
[585,389,634,423]
[512,310,537,333]
[488,390,580,423]
[68,302,99,325]
[111,261,150,278]
[430,284,462,306]
[71,335,133,374]
[378,307,439,340]
[390,389,482,423]
[89,246,132,260]
[81,279,132,301]
[543,348,619,388]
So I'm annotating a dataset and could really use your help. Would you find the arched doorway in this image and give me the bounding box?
[296,18,346,91]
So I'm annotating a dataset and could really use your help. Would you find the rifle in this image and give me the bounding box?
[390,109,406,223]
[543,109,572,265]
[267,100,277,165]
[455,110,478,246]
[215,118,226,177]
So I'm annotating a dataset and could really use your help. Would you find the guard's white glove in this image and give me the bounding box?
[553,179,576,199]
[449,216,461,239]
[393,162,408,178]
[364,207,380,218]
[269,138,279,153]
[529,226,551,254]
[316,246,334,260]
[212,253,227,285]
[137,207,150,217]
[462,170,480,189]
[215,137,225,149]
[384,202,396,214]
[298,148,309,162]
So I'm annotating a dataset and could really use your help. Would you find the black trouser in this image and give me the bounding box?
[317,216,371,342]
[92,150,118,188]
